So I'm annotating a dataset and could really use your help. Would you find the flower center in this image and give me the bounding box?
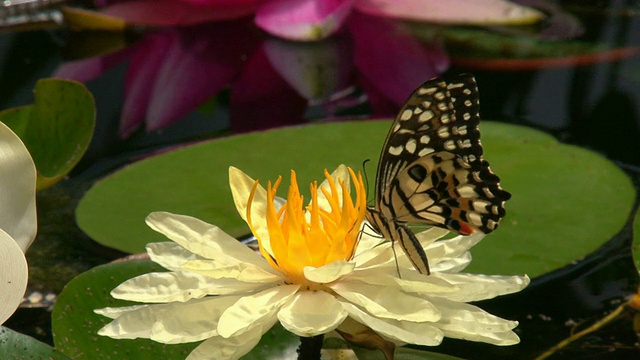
[248,168,366,285]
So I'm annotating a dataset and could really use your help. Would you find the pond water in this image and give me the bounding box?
[1,1,639,359]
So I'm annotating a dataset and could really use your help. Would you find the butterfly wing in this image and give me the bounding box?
[374,74,510,233]
[374,77,453,206]
[368,74,510,274]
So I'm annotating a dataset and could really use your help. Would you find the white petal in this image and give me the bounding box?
[278,291,347,337]
[0,122,37,253]
[218,284,300,338]
[347,268,460,296]
[112,271,265,303]
[304,261,355,283]
[340,301,443,346]
[181,259,282,283]
[426,233,484,265]
[432,273,530,302]
[228,167,273,256]
[430,298,521,345]
[352,232,394,268]
[415,227,450,247]
[454,329,521,345]
[0,229,28,325]
[145,212,272,272]
[95,304,148,319]
[146,242,203,271]
[330,280,440,322]
[150,296,241,344]
[429,251,473,273]
[187,316,277,360]
[96,303,174,339]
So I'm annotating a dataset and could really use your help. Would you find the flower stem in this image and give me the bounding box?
[298,334,324,360]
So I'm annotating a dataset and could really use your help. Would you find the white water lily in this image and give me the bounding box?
[0,122,37,325]
[96,165,529,359]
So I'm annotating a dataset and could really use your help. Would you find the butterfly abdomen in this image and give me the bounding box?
[365,206,431,275]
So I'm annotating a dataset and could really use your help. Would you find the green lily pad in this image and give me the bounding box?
[0,326,72,360]
[408,25,640,70]
[0,78,95,189]
[52,260,197,359]
[466,122,635,276]
[52,260,299,359]
[76,121,635,277]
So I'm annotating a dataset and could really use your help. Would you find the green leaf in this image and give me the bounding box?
[52,260,197,359]
[0,326,72,360]
[52,260,300,359]
[0,78,95,189]
[467,122,635,276]
[408,25,640,70]
[75,121,635,277]
[633,206,640,270]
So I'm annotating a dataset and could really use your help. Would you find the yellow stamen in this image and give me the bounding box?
[247,167,366,285]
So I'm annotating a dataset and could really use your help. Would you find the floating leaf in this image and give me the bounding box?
[52,261,197,359]
[52,260,299,359]
[0,79,95,190]
[0,326,72,360]
[408,25,640,70]
[75,121,635,277]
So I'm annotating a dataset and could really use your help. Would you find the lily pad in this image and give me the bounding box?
[75,121,635,277]
[408,25,640,70]
[0,326,71,360]
[0,79,95,189]
[52,260,197,359]
[52,260,299,359]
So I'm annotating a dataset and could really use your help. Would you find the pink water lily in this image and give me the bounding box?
[95,0,543,41]
[55,21,263,137]
[54,13,448,137]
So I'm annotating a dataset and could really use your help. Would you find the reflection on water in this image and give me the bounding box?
[1,1,639,358]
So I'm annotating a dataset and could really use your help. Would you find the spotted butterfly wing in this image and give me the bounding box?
[365,74,511,275]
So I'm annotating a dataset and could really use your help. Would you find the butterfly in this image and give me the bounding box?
[365,74,511,275]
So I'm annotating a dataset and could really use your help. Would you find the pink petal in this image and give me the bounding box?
[354,0,543,25]
[230,45,307,133]
[120,33,175,137]
[179,0,258,5]
[102,0,261,26]
[52,45,137,82]
[53,58,109,83]
[145,21,262,131]
[263,36,354,100]
[349,12,449,107]
[255,0,354,41]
